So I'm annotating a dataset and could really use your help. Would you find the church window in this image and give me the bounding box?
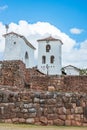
[25,51,29,59]
[46,44,51,52]
[50,55,55,63]
[14,42,16,44]
[42,56,46,64]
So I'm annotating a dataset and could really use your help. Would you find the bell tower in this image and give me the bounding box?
[37,36,63,75]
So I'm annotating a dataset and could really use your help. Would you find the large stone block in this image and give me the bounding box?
[65,120,71,126]
[54,119,64,125]
[75,107,83,114]
[26,118,35,124]
[40,116,48,125]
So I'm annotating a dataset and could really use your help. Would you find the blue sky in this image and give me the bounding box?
[0,0,87,68]
[0,0,87,42]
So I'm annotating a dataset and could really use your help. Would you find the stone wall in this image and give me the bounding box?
[1,60,87,93]
[63,76,87,93]
[0,89,87,126]
[1,60,87,126]
[28,75,87,93]
[0,60,26,88]
[28,76,64,91]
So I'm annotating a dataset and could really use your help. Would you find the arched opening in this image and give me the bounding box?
[25,52,29,59]
[46,44,51,52]
[42,56,46,64]
[50,55,55,63]
[25,51,29,68]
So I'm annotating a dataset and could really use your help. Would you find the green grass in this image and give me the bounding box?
[0,123,87,129]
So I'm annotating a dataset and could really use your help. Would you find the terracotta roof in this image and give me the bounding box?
[37,36,63,44]
[3,32,36,50]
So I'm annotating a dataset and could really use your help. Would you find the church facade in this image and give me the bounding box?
[3,32,35,68]
[3,32,63,75]
[37,36,63,75]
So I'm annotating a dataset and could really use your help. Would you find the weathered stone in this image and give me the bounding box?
[57,107,67,115]
[40,99,45,104]
[83,117,87,123]
[26,118,35,124]
[23,113,29,118]
[83,106,87,118]
[4,119,12,123]
[40,93,46,99]
[72,103,76,108]
[75,107,83,114]
[83,123,87,126]
[66,109,71,115]
[65,120,71,126]
[71,120,76,126]
[12,118,19,123]
[28,103,33,108]
[17,112,24,118]
[47,114,57,120]
[28,108,36,113]
[0,107,4,114]
[74,114,81,121]
[21,109,28,113]
[40,116,48,125]
[34,92,40,98]
[71,108,75,114]
[65,103,72,109]
[29,113,36,118]
[62,96,69,103]
[47,99,56,105]
[0,93,3,102]
[54,119,64,125]
[46,92,54,99]
[23,104,29,108]
[19,118,25,123]
[48,86,55,92]
[63,107,67,114]
[75,121,82,126]
[76,99,81,106]
[34,98,40,103]
[58,115,66,121]
[48,120,53,125]
[37,108,43,117]
[81,102,86,107]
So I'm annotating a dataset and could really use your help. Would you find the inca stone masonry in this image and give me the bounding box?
[0,60,87,126]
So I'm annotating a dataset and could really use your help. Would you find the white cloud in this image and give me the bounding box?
[0,22,5,52]
[0,20,87,68]
[70,28,84,34]
[0,5,8,11]
[8,21,76,60]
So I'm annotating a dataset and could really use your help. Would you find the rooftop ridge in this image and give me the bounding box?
[3,32,36,50]
[37,36,63,44]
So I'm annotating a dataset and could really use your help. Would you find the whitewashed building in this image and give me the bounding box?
[3,32,35,68]
[62,65,80,75]
[37,36,63,75]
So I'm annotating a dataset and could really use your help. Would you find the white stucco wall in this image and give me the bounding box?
[37,40,62,75]
[4,34,21,60]
[19,38,35,68]
[64,66,80,75]
[4,33,35,68]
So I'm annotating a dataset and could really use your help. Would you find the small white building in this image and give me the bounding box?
[37,36,63,75]
[62,65,80,75]
[3,32,35,68]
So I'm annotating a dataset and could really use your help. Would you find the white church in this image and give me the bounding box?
[3,32,35,68]
[3,32,63,75]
